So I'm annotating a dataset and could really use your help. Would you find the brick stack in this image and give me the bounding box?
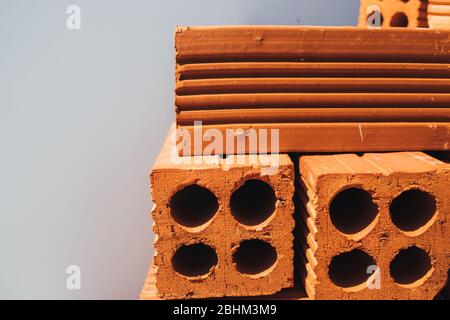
[141,25,450,299]
[359,0,450,29]
[428,0,450,29]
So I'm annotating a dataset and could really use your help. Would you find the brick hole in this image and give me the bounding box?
[389,246,432,285]
[169,184,218,228]
[233,239,277,275]
[172,243,218,277]
[328,249,376,288]
[329,187,378,236]
[230,179,276,226]
[390,12,409,27]
[389,189,436,232]
[435,269,450,300]
[366,8,384,27]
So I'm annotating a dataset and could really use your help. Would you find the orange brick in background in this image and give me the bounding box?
[359,0,428,28]
[145,22,450,300]
[150,125,295,299]
[297,152,449,299]
[175,26,450,64]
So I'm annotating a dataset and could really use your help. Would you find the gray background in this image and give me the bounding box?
[0,0,359,299]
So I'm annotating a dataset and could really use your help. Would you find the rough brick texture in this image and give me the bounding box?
[150,125,295,299]
[359,0,428,28]
[297,152,449,299]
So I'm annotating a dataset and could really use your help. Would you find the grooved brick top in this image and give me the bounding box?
[178,122,450,155]
[359,0,428,28]
[150,124,295,299]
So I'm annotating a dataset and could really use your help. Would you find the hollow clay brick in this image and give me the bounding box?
[150,124,295,299]
[297,152,449,299]
[174,26,450,156]
[140,260,309,300]
[175,26,450,63]
[358,0,428,28]
[177,62,450,80]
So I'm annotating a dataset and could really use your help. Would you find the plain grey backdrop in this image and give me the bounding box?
[0,0,359,299]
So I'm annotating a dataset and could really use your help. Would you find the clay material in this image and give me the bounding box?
[174,26,450,155]
[175,26,450,63]
[178,108,450,125]
[179,122,450,155]
[428,0,450,29]
[359,0,450,29]
[150,124,295,299]
[140,260,309,300]
[177,62,450,80]
[297,152,449,299]
[176,93,450,110]
[176,78,450,95]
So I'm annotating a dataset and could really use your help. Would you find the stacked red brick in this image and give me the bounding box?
[149,125,295,299]
[358,0,428,28]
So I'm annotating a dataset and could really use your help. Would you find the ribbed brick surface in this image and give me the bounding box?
[175,26,449,63]
[358,0,428,28]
